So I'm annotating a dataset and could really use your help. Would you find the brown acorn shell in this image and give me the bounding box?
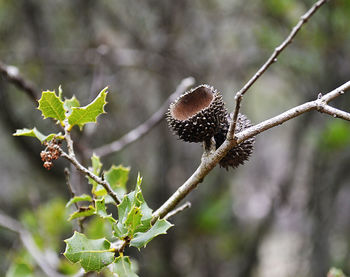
[214,113,255,169]
[166,84,227,143]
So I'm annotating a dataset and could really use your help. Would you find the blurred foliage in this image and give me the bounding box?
[20,198,71,251]
[6,199,78,276]
[320,120,350,152]
[328,267,347,277]
[0,0,350,276]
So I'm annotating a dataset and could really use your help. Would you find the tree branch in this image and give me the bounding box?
[228,0,328,139]
[152,80,350,222]
[60,150,121,205]
[317,104,350,121]
[61,125,121,204]
[0,61,38,102]
[94,76,195,157]
[0,212,66,277]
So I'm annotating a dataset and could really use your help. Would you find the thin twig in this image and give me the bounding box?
[0,212,66,277]
[94,76,195,157]
[227,0,329,139]
[0,61,38,102]
[151,80,350,222]
[62,123,121,204]
[64,168,84,232]
[164,202,191,220]
[65,168,79,210]
[317,104,350,121]
[60,150,121,205]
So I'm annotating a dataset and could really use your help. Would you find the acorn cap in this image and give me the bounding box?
[214,113,255,169]
[167,84,227,143]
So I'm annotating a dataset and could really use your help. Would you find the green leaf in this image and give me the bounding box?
[113,174,154,238]
[88,154,104,195]
[64,95,80,116]
[68,87,108,129]
[133,174,153,232]
[66,194,92,207]
[130,219,173,249]
[85,217,112,240]
[64,232,114,272]
[104,165,130,199]
[125,206,142,235]
[95,197,116,223]
[113,223,128,239]
[38,90,65,122]
[113,196,132,238]
[112,256,139,277]
[13,128,59,143]
[68,206,95,221]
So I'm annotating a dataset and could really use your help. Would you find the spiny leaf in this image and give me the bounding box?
[68,206,95,221]
[64,232,114,272]
[95,197,116,223]
[13,128,60,143]
[113,196,131,238]
[113,174,153,238]
[129,219,173,249]
[135,174,152,222]
[132,174,152,232]
[64,96,80,116]
[104,165,130,199]
[113,222,128,239]
[68,87,108,129]
[66,194,92,207]
[112,256,139,277]
[38,90,65,122]
[125,207,142,235]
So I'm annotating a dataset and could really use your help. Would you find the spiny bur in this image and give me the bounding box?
[166,84,227,143]
[214,113,255,169]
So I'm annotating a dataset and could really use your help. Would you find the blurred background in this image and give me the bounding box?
[0,0,350,276]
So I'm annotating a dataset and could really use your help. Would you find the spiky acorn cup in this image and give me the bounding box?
[214,113,255,169]
[167,84,227,143]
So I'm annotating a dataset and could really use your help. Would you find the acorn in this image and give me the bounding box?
[167,84,227,143]
[214,113,255,169]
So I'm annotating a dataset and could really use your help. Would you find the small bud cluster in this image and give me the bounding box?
[40,139,61,170]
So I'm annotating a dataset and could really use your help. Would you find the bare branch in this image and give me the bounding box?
[0,61,38,102]
[0,212,66,277]
[152,80,350,222]
[228,0,328,139]
[94,76,195,157]
[164,202,191,220]
[317,105,350,121]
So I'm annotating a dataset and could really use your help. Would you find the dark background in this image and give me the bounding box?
[0,0,350,276]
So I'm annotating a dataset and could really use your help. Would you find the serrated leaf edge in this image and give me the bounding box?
[37,90,66,123]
